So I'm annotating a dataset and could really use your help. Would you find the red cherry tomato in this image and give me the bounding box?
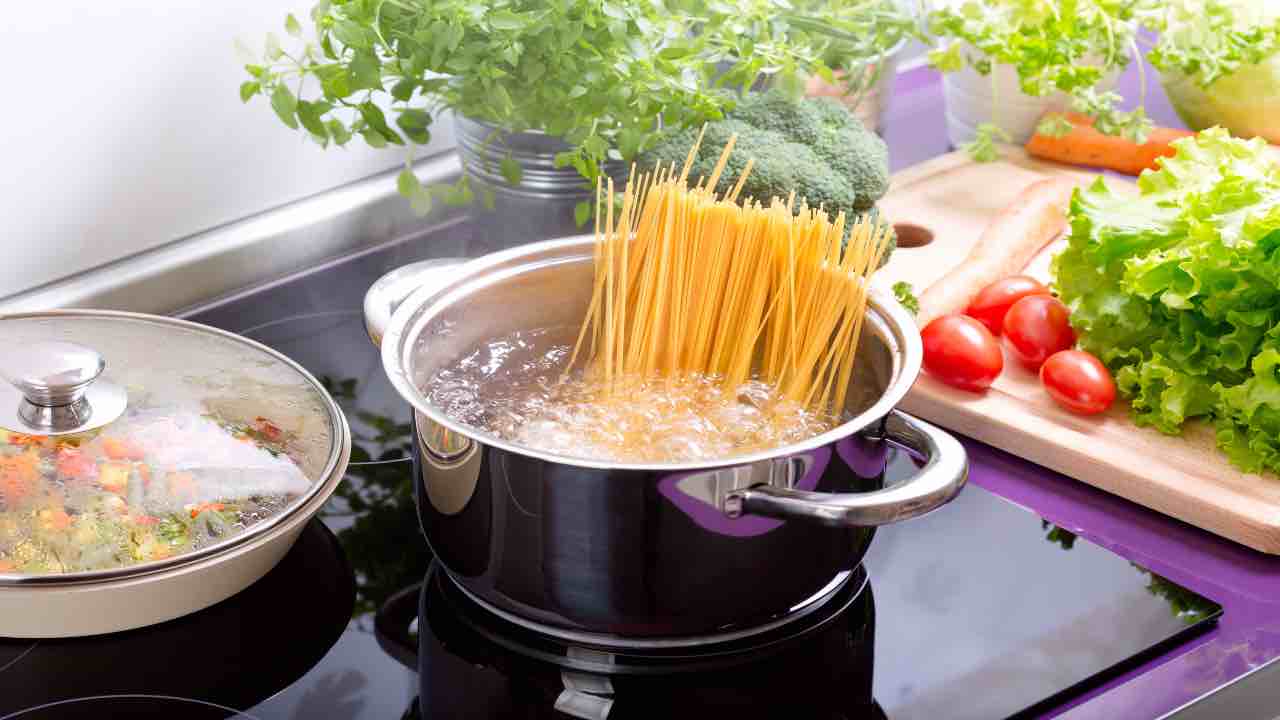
[966,276,1051,336]
[1003,294,1075,369]
[1040,350,1116,415]
[921,315,1004,392]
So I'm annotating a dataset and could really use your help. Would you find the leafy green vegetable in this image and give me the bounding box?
[1053,127,1280,475]
[242,0,912,207]
[1040,518,1077,550]
[1040,519,1215,624]
[1136,565,1219,624]
[1154,1,1280,142]
[156,514,191,547]
[636,90,894,258]
[1148,0,1280,88]
[893,281,919,316]
[639,91,889,213]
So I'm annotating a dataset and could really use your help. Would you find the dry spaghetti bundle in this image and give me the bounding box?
[568,130,891,417]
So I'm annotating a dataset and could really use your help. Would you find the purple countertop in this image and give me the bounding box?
[881,61,1280,718]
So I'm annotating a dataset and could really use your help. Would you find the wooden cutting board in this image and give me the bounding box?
[876,147,1280,555]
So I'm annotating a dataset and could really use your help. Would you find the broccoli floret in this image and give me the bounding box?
[728,91,825,146]
[809,101,890,210]
[638,89,892,258]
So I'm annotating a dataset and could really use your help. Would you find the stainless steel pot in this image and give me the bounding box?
[364,236,966,638]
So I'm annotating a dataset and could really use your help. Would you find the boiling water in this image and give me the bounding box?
[422,328,842,462]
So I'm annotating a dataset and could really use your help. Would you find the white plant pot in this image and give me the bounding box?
[943,51,1121,147]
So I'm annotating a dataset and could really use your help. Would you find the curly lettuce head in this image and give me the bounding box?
[1053,127,1280,473]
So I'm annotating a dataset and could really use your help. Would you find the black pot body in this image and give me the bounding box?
[411,411,889,637]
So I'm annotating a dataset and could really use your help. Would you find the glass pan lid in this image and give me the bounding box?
[0,311,343,583]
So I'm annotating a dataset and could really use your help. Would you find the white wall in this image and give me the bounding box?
[2,1,454,299]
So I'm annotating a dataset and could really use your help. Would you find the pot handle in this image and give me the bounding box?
[364,258,468,348]
[724,410,967,527]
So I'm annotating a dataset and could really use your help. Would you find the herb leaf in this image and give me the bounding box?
[499,155,522,185]
[961,122,1010,163]
[269,84,298,129]
[1036,113,1076,138]
[892,281,919,316]
[574,200,592,228]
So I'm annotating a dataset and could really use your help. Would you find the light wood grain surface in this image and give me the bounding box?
[878,147,1280,555]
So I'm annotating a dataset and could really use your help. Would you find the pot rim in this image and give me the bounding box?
[0,309,351,587]
[380,235,921,472]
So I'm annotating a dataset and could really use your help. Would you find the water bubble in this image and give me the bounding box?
[421,329,842,463]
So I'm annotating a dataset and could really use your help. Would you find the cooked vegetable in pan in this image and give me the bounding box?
[0,408,310,575]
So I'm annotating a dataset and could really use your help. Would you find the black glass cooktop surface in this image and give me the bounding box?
[0,225,1221,719]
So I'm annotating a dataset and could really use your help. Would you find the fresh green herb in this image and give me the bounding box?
[1068,88,1152,140]
[1147,0,1280,87]
[893,281,919,316]
[1133,563,1219,624]
[242,0,912,213]
[1040,518,1077,550]
[783,2,920,108]
[1035,112,1077,138]
[927,0,1153,158]
[1053,128,1280,476]
[1040,519,1216,624]
[960,122,1011,163]
[319,376,428,625]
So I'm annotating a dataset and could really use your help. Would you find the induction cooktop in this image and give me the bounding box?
[0,223,1221,719]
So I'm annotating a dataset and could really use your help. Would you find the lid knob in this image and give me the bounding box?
[0,341,127,434]
[4,341,104,408]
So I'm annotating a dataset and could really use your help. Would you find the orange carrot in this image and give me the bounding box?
[253,417,283,442]
[0,452,40,506]
[1026,112,1194,176]
[189,502,226,518]
[38,508,72,532]
[56,447,97,481]
[101,436,145,461]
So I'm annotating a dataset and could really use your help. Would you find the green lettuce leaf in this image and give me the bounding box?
[1053,127,1280,475]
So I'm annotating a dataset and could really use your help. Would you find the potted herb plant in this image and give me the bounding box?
[1150,0,1280,144]
[924,0,1150,159]
[241,0,911,244]
[794,0,920,132]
